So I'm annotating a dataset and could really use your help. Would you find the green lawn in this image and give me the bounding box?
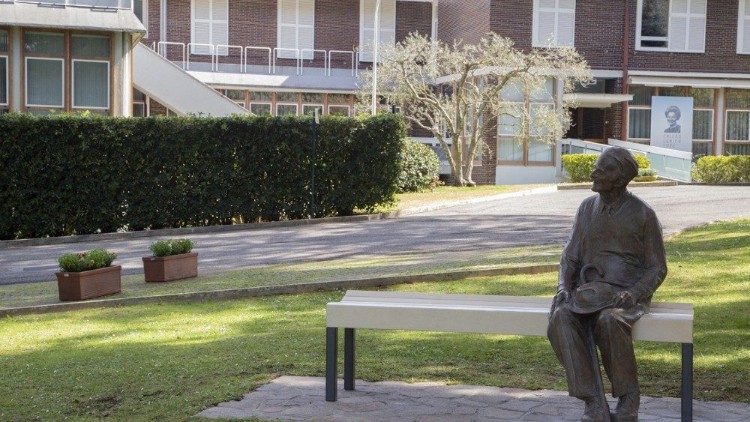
[0,219,747,420]
[0,245,561,309]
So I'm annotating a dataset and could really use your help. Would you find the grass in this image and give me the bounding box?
[368,184,549,213]
[0,219,747,420]
[0,245,561,309]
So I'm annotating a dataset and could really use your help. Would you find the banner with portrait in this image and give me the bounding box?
[650,96,694,152]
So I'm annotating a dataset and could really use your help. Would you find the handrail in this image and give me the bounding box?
[151,41,357,77]
[244,46,272,74]
[272,48,301,75]
[214,44,243,73]
[299,49,327,76]
[187,43,215,71]
[328,50,355,77]
[157,41,186,69]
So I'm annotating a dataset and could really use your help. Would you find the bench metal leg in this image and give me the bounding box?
[344,328,355,391]
[326,327,338,402]
[681,342,693,422]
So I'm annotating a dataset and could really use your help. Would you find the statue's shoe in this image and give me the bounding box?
[581,397,611,422]
[611,392,639,422]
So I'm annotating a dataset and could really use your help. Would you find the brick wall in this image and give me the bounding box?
[489,0,532,50]
[575,0,624,70]
[396,1,433,42]
[438,0,490,46]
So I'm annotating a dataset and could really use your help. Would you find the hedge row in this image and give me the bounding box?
[562,153,651,183]
[0,113,405,240]
[397,140,440,192]
[692,155,750,183]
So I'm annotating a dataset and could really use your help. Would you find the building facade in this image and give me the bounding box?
[1,0,749,185]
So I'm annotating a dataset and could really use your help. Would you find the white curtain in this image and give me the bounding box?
[26,59,63,107]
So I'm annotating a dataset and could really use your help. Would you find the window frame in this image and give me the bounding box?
[497,80,557,166]
[277,0,316,60]
[738,0,750,54]
[133,0,149,39]
[635,0,707,53]
[327,104,351,116]
[0,55,8,107]
[531,0,576,48]
[276,103,299,116]
[24,57,65,109]
[190,0,229,56]
[71,59,111,110]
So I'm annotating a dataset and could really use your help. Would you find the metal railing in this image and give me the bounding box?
[148,41,359,77]
[13,0,133,9]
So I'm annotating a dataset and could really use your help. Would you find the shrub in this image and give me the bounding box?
[0,113,404,239]
[562,154,598,183]
[634,154,651,169]
[58,249,116,273]
[692,155,750,183]
[633,168,658,182]
[397,140,440,193]
[150,239,195,257]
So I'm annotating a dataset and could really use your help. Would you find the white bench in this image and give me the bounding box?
[325,290,695,422]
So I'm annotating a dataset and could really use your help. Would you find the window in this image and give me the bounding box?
[725,89,750,155]
[636,0,707,52]
[532,0,575,47]
[738,0,750,54]
[25,32,65,112]
[249,91,272,115]
[0,30,7,110]
[497,79,556,165]
[660,86,714,155]
[71,35,111,111]
[328,105,350,116]
[224,89,246,108]
[133,89,148,117]
[278,0,315,59]
[191,0,228,55]
[133,0,148,38]
[276,92,298,116]
[627,85,653,142]
[359,0,396,62]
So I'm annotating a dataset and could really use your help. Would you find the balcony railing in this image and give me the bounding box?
[150,41,360,78]
[12,0,133,9]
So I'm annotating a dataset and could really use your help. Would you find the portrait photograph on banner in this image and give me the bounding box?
[650,96,694,152]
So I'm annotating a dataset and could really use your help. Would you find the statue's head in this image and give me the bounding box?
[590,147,638,193]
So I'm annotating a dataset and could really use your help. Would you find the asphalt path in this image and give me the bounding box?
[1,185,748,285]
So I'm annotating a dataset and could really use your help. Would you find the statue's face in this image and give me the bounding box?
[590,155,624,193]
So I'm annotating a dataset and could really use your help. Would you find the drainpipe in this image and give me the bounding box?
[160,0,167,43]
[620,0,631,141]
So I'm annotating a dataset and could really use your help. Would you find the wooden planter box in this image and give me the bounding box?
[56,266,122,301]
[143,252,198,282]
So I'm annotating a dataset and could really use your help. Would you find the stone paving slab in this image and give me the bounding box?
[197,376,750,421]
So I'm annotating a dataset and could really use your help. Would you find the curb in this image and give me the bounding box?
[0,186,556,249]
[0,263,559,317]
[557,181,678,190]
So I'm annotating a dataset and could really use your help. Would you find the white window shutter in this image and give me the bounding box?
[669,15,688,51]
[278,0,298,59]
[533,0,575,47]
[359,0,396,62]
[192,21,211,54]
[687,16,706,51]
[213,0,228,55]
[536,10,557,45]
[557,11,575,46]
[298,0,315,59]
[741,0,750,54]
[194,0,210,20]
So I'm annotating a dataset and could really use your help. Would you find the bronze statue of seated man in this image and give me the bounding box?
[548,147,668,422]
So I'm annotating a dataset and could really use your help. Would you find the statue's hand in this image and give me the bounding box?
[615,290,636,309]
[550,289,571,315]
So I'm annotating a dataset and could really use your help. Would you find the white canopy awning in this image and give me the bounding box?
[629,75,750,89]
[0,2,146,33]
[563,93,633,108]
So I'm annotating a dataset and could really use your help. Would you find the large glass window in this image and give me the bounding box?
[249,91,272,116]
[725,89,750,156]
[72,35,111,110]
[637,0,706,52]
[628,86,653,142]
[0,30,7,109]
[25,32,65,112]
[498,79,555,165]
[532,0,576,47]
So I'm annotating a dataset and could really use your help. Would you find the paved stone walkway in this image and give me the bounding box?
[197,376,749,421]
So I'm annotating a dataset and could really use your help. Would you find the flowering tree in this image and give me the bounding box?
[357,33,592,186]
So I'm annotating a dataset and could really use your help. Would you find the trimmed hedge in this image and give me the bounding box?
[692,155,750,184]
[562,152,653,183]
[397,140,439,192]
[0,113,405,240]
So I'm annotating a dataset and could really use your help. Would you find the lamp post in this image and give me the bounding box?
[371,0,381,115]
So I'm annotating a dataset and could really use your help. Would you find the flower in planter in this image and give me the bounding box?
[58,249,117,273]
[150,239,195,257]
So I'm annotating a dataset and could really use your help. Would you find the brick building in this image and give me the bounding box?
[2,0,749,184]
